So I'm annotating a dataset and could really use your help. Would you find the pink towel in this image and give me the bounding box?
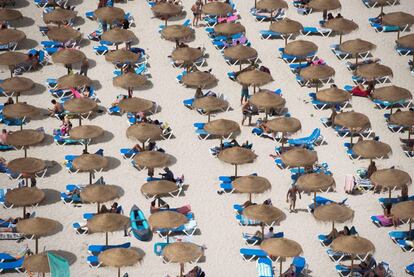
[344,174,355,193]
[374,215,393,227]
[70,87,82,98]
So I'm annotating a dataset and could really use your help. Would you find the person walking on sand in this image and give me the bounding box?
[241,84,249,105]
[286,184,301,212]
[80,58,89,76]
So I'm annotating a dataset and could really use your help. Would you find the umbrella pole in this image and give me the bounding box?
[254,0,257,8]
[355,55,358,65]
[249,193,252,202]
[279,259,283,277]
[89,172,93,185]
[20,124,23,131]
[208,112,211,123]
[180,263,184,277]
[79,117,82,126]
[23,206,26,218]
[24,147,27,158]
[409,219,412,240]
[105,232,108,246]
[350,256,354,276]
[84,143,88,154]
[235,164,238,178]
[97,202,100,213]
[15,93,19,103]
[35,237,38,254]
[397,29,400,39]
[388,188,391,201]
[261,223,264,241]
[315,82,318,93]
[284,37,287,47]
[339,34,342,45]
[332,221,335,232]
[314,192,317,205]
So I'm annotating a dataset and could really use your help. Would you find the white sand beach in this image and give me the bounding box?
[1,0,414,276]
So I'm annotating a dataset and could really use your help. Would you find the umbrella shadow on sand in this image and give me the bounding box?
[45,250,77,265]
[169,11,187,23]
[14,0,30,8]
[13,16,35,28]
[93,130,115,145]
[73,16,85,27]
[43,160,62,177]
[18,38,38,50]
[39,189,61,206]
[105,156,122,171]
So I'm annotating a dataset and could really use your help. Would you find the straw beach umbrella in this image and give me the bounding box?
[57,74,92,90]
[102,29,136,49]
[370,168,411,200]
[23,253,50,276]
[0,51,28,77]
[355,63,393,81]
[324,18,358,44]
[133,151,173,175]
[281,148,317,168]
[192,96,228,122]
[113,73,148,97]
[80,184,120,212]
[126,123,163,148]
[6,129,44,157]
[52,48,86,65]
[390,111,414,139]
[171,47,203,69]
[270,18,303,45]
[296,173,335,203]
[149,211,188,242]
[7,158,45,181]
[151,3,183,26]
[163,242,203,277]
[218,147,257,177]
[333,111,371,143]
[339,39,376,64]
[371,86,412,114]
[397,33,414,62]
[243,204,285,240]
[0,29,25,45]
[161,25,193,46]
[99,248,144,277]
[204,119,240,143]
[0,8,22,21]
[314,203,354,231]
[284,40,318,57]
[214,22,246,36]
[141,180,180,201]
[299,64,335,92]
[0,76,34,102]
[307,0,341,11]
[352,140,391,160]
[46,26,82,43]
[256,0,288,21]
[73,154,108,184]
[94,7,125,23]
[249,90,285,119]
[16,217,61,254]
[266,117,301,148]
[233,175,271,201]
[69,125,104,152]
[202,2,232,16]
[391,201,414,239]
[237,69,273,93]
[316,87,351,105]
[118,97,154,119]
[182,71,217,89]
[261,238,303,277]
[223,45,258,70]
[43,8,76,26]
[87,213,130,245]
[2,103,39,129]
[382,12,414,38]
[105,49,139,64]
[5,187,45,217]
[331,236,375,276]
[63,98,97,126]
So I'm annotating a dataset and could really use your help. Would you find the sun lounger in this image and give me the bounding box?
[0,257,25,273]
[88,242,131,255]
[405,263,414,274]
[240,248,268,261]
[397,239,414,252]
[86,255,101,268]
[371,215,395,227]
[154,242,169,256]
[301,26,332,37]
[256,257,274,277]
[243,232,284,246]
[318,234,333,246]
[308,197,347,213]
[396,46,413,56]
[288,128,325,147]
[279,47,317,64]
[120,148,139,159]
[388,230,413,243]
[293,256,307,276]
[0,253,17,263]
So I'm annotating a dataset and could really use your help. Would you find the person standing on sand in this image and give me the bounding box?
[286,185,301,212]
[80,58,89,76]
[241,84,249,105]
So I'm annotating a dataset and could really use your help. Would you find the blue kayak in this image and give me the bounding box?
[130,205,152,241]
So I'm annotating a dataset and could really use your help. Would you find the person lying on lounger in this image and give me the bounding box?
[281,264,296,277]
[340,256,376,273]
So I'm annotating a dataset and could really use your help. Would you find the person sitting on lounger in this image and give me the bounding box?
[60,116,72,136]
[400,184,408,201]
[339,226,351,236]
[4,97,14,106]
[241,200,256,210]
[99,205,110,213]
[327,227,339,241]
[367,160,377,179]
[254,227,275,240]
[150,199,170,213]
[194,87,204,99]
[48,99,64,117]
[363,262,386,277]
[340,256,376,273]
[67,188,80,198]
[184,266,205,277]
[326,106,337,127]
[160,167,175,182]
[281,264,296,277]
[0,129,9,145]
[110,202,121,213]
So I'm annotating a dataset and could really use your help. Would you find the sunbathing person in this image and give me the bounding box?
[326,227,339,241]
[159,167,175,182]
[254,227,275,240]
[0,129,10,145]
[67,188,81,198]
[48,99,64,117]
[184,266,205,277]
[363,263,386,277]
[281,264,296,277]
[4,97,14,106]
[59,116,72,136]
[99,205,110,213]
[367,160,377,179]
[110,202,121,213]
[150,199,170,213]
[340,256,376,273]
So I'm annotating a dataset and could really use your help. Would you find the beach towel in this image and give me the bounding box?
[344,174,355,194]
[48,252,70,277]
[70,87,82,98]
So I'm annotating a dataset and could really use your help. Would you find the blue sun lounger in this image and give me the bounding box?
[154,242,169,256]
[240,248,268,261]
[389,230,413,242]
[256,257,274,276]
[406,263,414,274]
[397,239,414,252]
[0,253,17,262]
[88,242,131,255]
[243,232,284,246]
[0,257,25,273]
